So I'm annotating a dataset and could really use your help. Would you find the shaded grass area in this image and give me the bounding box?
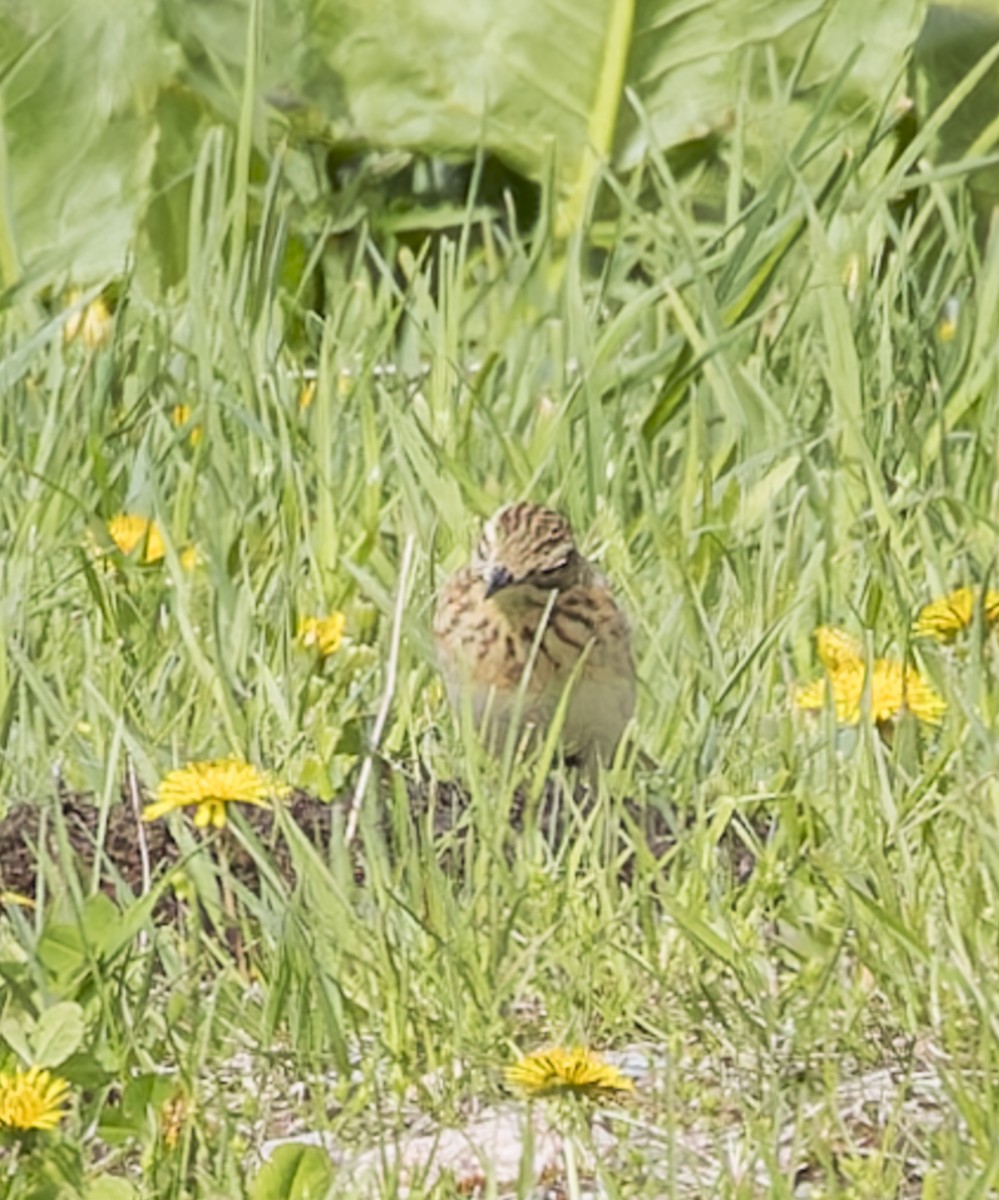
[3,96,999,1196]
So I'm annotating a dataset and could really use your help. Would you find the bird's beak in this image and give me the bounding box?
[484,566,514,599]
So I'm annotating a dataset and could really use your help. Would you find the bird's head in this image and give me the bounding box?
[474,503,583,598]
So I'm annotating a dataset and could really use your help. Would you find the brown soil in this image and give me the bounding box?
[0,770,753,917]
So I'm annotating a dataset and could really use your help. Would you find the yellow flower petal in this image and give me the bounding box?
[171,404,203,446]
[505,1047,634,1099]
[814,626,864,672]
[0,1066,70,1131]
[143,759,287,827]
[914,586,999,641]
[298,613,346,657]
[796,627,945,726]
[140,798,176,823]
[107,514,166,564]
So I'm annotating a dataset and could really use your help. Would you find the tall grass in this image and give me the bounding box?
[2,63,999,1197]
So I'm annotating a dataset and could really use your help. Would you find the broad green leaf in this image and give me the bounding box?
[0,0,174,289]
[163,0,928,239]
[31,1000,85,1067]
[35,918,89,986]
[35,893,124,989]
[914,2,999,214]
[0,0,935,282]
[299,0,927,226]
[250,1143,335,1200]
[86,1180,136,1200]
[99,1072,176,1144]
[618,0,822,166]
[0,1012,33,1064]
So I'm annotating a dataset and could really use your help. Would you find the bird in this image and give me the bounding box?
[433,502,636,762]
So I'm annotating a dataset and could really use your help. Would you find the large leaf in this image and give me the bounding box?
[0,0,935,288]
[298,0,928,227]
[913,2,999,214]
[0,0,174,291]
[639,0,927,153]
[250,1143,335,1200]
[30,1000,85,1068]
[166,0,931,232]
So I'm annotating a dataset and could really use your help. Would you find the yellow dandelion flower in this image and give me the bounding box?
[64,293,113,350]
[142,758,287,829]
[298,379,317,411]
[795,626,946,725]
[107,514,166,564]
[297,613,346,657]
[0,1066,70,1131]
[171,403,203,446]
[814,625,865,672]
[914,586,999,642]
[505,1047,635,1099]
[179,545,202,572]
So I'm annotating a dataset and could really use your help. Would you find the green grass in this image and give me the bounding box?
[4,83,999,1198]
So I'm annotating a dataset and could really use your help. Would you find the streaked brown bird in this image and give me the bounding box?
[433,502,636,762]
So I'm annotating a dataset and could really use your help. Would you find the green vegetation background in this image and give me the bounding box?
[3,0,999,1195]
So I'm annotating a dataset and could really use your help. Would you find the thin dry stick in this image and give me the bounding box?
[125,753,152,951]
[126,753,152,897]
[345,533,416,844]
